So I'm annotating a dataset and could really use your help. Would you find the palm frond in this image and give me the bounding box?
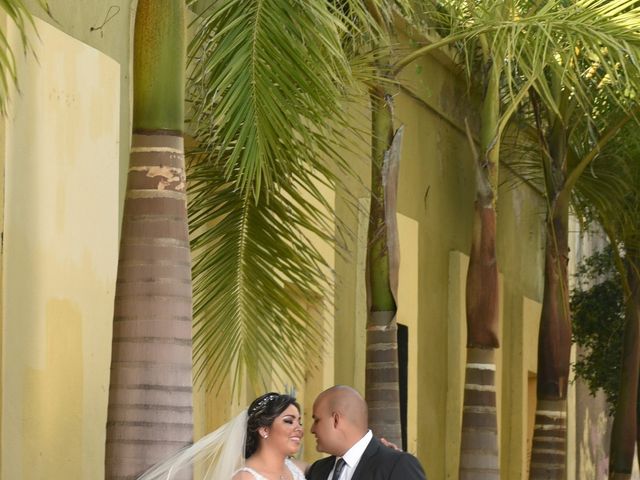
[0,0,40,114]
[481,0,640,116]
[188,150,335,391]
[186,0,380,391]
[411,0,640,124]
[576,118,640,251]
[188,0,365,198]
[501,117,547,196]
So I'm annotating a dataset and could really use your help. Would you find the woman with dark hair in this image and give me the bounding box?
[136,392,307,480]
[233,392,306,479]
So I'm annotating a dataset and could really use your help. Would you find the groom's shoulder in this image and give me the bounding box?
[371,437,406,459]
[369,439,427,478]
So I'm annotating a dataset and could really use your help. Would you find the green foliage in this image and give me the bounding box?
[186,0,377,392]
[189,0,367,197]
[0,0,42,114]
[571,246,625,415]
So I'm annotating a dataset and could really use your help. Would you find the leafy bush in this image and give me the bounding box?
[571,246,625,415]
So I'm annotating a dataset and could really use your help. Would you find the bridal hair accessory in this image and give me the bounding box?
[249,393,280,416]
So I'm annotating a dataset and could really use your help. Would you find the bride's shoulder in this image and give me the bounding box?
[232,469,258,480]
[286,458,308,478]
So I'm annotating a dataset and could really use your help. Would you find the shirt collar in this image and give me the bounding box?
[341,430,373,468]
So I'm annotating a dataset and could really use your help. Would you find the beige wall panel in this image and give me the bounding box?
[2,18,119,480]
[501,295,541,480]
[352,197,369,395]
[445,251,468,480]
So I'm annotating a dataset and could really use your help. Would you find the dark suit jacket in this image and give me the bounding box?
[306,437,426,480]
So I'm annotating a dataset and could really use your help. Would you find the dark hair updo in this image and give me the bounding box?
[245,392,300,458]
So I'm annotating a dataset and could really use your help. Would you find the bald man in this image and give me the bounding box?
[307,385,426,480]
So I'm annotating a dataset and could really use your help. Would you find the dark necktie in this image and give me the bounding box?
[331,458,346,480]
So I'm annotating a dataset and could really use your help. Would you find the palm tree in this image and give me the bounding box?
[608,249,640,480]
[395,1,640,478]
[105,2,193,478]
[394,3,557,477]
[573,123,640,480]
[506,106,639,479]
[523,51,640,480]
[361,0,408,448]
[504,26,640,479]
[106,1,383,476]
[186,0,380,391]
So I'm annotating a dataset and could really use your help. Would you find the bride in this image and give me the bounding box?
[137,392,307,480]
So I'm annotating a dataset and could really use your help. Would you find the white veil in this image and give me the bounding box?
[136,409,248,480]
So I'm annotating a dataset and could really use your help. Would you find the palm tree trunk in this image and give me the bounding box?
[609,252,640,480]
[460,60,501,480]
[530,195,571,480]
[365,84,403,447]
[105,2,192,479]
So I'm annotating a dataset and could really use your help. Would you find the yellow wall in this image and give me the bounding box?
[0,6,589,480]
[1,18,120,479]
[329,27,547,479]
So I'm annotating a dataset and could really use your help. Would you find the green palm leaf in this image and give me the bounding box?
[188,150,335,390]
[0,0,48,114]
[188,0,370,197]
[400,0,640,127]
[186,0,377,391]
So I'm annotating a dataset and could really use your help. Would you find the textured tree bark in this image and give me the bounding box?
[466,202,500,348]
[530,196,571,480]
[460,348,500,480]
[459,60,501,480]
[365,85,403,447]
[105,1,192,479]
[609,253,640,480]
[529,399,567,480]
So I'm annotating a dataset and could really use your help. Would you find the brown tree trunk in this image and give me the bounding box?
[105,1,192,478]
[466,202,500,348]
[459,59,501,480]
[460,348,500,480]
[365,85,403,447]
[609,253,640,479]
[105,134,193,479]
[460,202,500,480]
[530,197,571,480]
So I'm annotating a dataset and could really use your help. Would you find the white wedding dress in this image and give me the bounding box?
[136,411,307,480]
[235,458,306,480]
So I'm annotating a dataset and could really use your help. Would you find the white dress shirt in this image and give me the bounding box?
[327,430,373,480]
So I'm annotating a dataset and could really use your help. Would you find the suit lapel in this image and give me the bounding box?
[350,437,381,480]
[313,456,336,480]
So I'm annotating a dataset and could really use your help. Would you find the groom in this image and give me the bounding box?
[306,385,427,480]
